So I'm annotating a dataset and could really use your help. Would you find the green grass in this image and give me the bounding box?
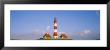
[38,38,72,40]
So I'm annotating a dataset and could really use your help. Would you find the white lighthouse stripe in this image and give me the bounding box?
[54,29,57,32]
[54,23,57,26]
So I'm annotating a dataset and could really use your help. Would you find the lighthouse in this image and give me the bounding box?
[41,17,70,40]
[53,17,59,39]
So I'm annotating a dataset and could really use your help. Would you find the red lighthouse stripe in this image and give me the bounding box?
[54,26,57,29]
[53,32,58,36]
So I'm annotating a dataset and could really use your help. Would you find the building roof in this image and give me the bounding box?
[43,32,51,37]
[60,33,68,38]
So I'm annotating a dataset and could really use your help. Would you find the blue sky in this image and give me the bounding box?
[10,10,100,40]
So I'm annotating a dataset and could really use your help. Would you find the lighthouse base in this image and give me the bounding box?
[54,36,58,39]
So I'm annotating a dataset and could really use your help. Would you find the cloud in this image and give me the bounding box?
[75,29,100,40]
[83,30,91,34]
[46,26,50,31]
[78,29,92,36]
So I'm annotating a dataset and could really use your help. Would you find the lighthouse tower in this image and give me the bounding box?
[53,17,58,39]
